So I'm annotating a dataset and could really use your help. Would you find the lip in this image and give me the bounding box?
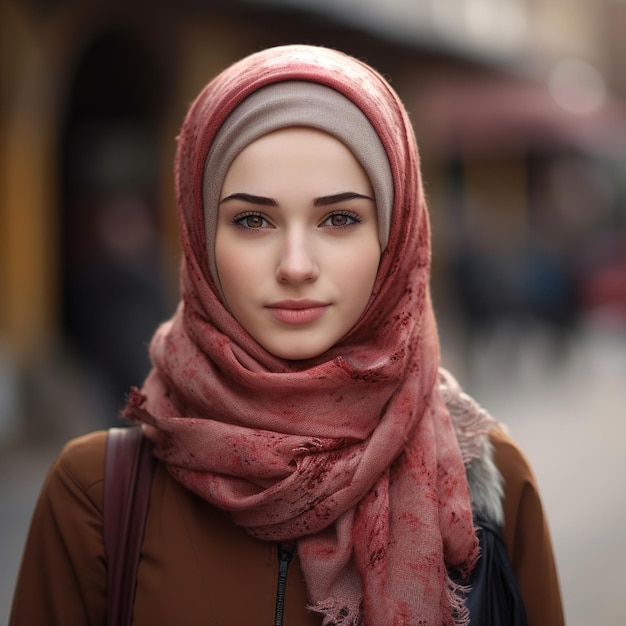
[266,299,329,324]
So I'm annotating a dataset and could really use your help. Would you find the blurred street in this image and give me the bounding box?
[443,319,626,626]
[3,1,626,625]
[1,321,624,624]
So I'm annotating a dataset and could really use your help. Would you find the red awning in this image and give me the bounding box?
[412,74,626,156]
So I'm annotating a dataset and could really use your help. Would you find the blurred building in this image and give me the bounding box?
[1,0,626,440]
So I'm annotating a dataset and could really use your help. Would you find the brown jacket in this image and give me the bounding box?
[10,428,564,625]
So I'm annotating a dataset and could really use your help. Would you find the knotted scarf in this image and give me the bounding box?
[124,44,483,625]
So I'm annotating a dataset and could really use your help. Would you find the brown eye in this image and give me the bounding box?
[330,214,349,227]
[235,213,269,229]
[323,212,360,228]
[245,215,264,228]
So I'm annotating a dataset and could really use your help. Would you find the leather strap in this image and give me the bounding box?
[104,426,155,626]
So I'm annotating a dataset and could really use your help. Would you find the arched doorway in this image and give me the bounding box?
[61,27,168,420]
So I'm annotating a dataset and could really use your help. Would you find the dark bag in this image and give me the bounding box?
[104,426,155,626]
[461,516,529,625]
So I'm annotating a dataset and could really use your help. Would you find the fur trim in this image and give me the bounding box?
[465,437,505,526]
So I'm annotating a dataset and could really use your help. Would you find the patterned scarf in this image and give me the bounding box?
[124,45,481,625]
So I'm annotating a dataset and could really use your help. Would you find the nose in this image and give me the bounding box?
[275,230,319,285]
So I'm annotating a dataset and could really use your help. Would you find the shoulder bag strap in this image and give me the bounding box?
[104,426,155,626]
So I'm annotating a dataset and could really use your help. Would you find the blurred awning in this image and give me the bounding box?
[412,75,626,157]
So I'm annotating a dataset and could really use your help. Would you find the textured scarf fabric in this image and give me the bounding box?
[124,45,481,625]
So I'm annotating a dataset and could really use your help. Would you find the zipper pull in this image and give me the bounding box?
[274,543,294,626]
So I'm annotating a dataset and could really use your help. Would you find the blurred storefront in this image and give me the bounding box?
[1,0,626,441]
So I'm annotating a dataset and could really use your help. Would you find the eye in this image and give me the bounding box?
[233,212,272,229]
[322,212,362,228]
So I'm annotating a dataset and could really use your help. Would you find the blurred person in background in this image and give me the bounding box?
[65,188,169,418]
[10,45,564,626]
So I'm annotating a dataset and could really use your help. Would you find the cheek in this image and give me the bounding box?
[215,238,257,305]
[338,240,381,307]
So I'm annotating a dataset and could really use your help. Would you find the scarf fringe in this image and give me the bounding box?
[439,368,496,466]
[122,387,152,423]
[448,574,472,626]
[309,599,361,626]
[310,578,471,626]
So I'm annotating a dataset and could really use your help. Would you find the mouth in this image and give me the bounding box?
[266,300,329,324]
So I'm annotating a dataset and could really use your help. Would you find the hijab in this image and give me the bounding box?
[124,44,484,626]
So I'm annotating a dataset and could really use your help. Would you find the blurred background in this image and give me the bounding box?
[1,0,625,623]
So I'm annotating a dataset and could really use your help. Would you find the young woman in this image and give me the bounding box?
[11,45,564,626]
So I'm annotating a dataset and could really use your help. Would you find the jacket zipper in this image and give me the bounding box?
[274,543,294,626]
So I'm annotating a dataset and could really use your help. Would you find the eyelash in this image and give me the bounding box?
[231,210,363,230]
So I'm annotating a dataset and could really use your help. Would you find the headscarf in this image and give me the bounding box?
[124,44,481,626]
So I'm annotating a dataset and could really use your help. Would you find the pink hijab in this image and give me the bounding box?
[125,45,479,625]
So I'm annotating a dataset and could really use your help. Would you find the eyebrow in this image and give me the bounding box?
[313,192,373,207]
[219,193,277,206]
[219,191,373,207]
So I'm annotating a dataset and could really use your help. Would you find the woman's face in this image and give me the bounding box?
[215,127,381,360]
